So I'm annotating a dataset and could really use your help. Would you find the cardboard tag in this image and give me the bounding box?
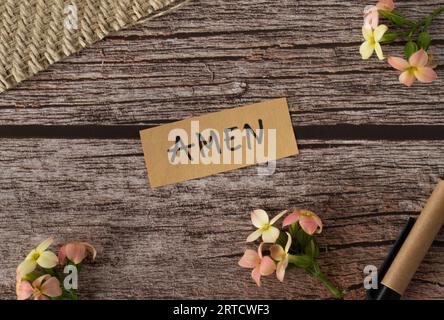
[140,98,298,187]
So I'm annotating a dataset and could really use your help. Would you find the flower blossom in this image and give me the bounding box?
[58,242,97,265]
[16,238,58,277]
[270,232,292,282]
[360,24,388,60]
[246,209,287,243]
[388,49,437,87]
[364,0,395,29]
[283,210,323,235]
[238,243,276,286]
[16,274,62,300]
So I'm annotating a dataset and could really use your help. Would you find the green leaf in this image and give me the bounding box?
[275,231,287,248]
[379,10,407,26]
[404,41,418,59]
[288,254,312,269]
[304,239,319,258]
[288,222,298,240]
[380,32,400,43]
[417,31,432,50]
[295,224,313,249]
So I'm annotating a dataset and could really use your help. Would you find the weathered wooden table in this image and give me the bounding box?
[1,0,443,299]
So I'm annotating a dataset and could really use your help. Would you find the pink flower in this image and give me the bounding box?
[16,274,62,300]
[238,243,276,286]
[58,242,97,265]
[282,210,323,235]
[363,6,379,29]
[364,1,395,29]
[376,0,394,12]
[388,49,438,87]
[270,232,291,282]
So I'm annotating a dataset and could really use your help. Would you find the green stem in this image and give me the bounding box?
[68,289,79,300]
[307,262,344,300]
[430,6,444,20]
[421,5,444,30]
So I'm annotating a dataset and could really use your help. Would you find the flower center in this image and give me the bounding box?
[407,66,417,73]
[32,252,40,260]
[261,224,271,231]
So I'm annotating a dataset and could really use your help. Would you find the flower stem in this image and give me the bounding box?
[421,6,444,30]
[307,262,344,299]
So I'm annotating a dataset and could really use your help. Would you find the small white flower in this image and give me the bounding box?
[246,209,287,243]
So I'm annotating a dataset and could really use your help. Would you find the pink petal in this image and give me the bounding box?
[276,257,289,282]
[34,293,49,300]
[251,267,261,286]
[270,244,284,261]
[58,245,67,265]
[399,71,415,87]
[388,56,409,71]
[377,0,394,11]
[299,217,319,235]
[41,277,62,298]
[409,49,428,68]
[282,212,301,227]
[239,249,260,268]
[259,256,276,276]
[312,214,323,234]
[364,11,379,30]
[65,243,87,264]
[81,242,97,260]
[16,280,33,300]
[32,274,51,288]
[414,67,437,83]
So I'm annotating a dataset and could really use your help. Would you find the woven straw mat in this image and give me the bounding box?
[0,0,187,93]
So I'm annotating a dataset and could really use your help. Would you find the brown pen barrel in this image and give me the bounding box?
[381,180,444,296]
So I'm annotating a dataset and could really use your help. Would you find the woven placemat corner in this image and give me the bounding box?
[0,0,189,93]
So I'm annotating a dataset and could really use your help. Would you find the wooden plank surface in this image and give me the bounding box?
[1,0,444,299]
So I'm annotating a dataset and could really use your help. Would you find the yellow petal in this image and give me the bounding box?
[25,249,37,261]
[251,209,269,228]
[276,257,289,282]
[360,41,374,60]
[261,226,280,243]
[269,210,287,225]
[270,244,285,261]
[284,232,292,253]
[17,259,37,277]
[414,67,437,83]
[246,229,263,242]
[362,24,373,41]
[36,251,58,268]
[374,43,384,60]
[36,237,54,253]
[81,242,97,261]
[399,71,415,87]
[374,24,388,42]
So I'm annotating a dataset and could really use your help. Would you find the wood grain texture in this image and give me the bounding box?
[1,139,443,299]
[1,0,444,300]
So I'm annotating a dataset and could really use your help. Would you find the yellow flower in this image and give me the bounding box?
[16,238,58,277]
[360,24,388,60]
[246,209,287,243]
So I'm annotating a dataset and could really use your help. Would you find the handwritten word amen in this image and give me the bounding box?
[167,120,276,166]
